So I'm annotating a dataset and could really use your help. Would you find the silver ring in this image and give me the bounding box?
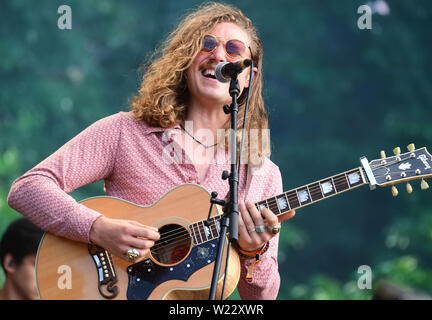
[126,248,140,261]
[248,227,256,233]
[255,225,265,233]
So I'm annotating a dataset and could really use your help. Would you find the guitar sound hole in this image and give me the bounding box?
[150,223,191,266]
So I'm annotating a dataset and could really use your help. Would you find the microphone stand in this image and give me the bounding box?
[208,73,241,300]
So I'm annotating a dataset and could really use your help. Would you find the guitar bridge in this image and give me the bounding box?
[88,244,119,299]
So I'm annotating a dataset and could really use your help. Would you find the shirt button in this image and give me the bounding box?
[187,176,195,183]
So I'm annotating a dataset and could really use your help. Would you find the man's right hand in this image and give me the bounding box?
[89,216,160,262]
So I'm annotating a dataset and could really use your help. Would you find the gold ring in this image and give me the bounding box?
[269,223,281,235]
[126,248,140,261]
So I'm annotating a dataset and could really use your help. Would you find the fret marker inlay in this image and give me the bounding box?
[215,219,221,233]
[277,197,288,210]
[298,190,309,203]
[258,203,267,211]
[348,172,360,185]
[321,181,333,194]
[204,225,211,238]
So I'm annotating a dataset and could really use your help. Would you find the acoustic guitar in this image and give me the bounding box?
[35,144,432,299]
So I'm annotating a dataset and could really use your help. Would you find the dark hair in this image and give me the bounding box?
[0,218,44,272]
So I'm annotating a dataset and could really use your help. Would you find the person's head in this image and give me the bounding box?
[131,2,269,165]
[0,218,43,299]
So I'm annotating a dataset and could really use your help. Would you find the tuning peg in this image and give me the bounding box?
[391,185,398,197]
[407,143,415,152]
[393,147,401,156]
[406,183,413,194]
[421,179,429,190]
[380,150,386,159]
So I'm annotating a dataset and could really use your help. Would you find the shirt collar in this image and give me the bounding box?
[142,123,182,135]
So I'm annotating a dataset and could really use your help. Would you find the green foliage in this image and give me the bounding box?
[1,0,431,299]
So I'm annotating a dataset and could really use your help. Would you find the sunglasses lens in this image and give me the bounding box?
[201,35,247,58]
[225,40,246,58]
[202,35,218,52]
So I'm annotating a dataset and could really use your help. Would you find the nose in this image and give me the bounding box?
[210,43,227,62]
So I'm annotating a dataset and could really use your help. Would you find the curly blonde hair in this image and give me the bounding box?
[130,2,270,165]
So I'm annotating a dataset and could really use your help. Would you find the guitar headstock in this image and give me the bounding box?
[364,144,431,196]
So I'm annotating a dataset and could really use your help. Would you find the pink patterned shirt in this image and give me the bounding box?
[7,111,283,300]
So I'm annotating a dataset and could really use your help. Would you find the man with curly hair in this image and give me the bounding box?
[8,2,294,300]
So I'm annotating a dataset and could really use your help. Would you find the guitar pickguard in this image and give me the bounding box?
[126,239,218,300]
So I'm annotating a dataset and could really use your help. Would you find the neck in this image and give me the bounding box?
[0,279,26,300]
[185,99,229,133]
[257,167,366,216]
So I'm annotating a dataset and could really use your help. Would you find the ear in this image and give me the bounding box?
[244,66,258,88]
[3,253,17,274]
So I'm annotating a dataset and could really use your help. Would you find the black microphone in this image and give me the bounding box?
[214,59,252,83]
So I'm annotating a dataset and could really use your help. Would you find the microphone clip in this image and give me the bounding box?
[229,77,240,97]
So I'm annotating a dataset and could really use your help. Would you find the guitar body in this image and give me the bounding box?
[36,184,240,300]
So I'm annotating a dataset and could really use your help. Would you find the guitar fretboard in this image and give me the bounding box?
[189,167,367,245]
[257,167,366,217]
[190,217,221,246]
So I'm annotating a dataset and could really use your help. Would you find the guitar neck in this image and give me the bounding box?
[256,167,368,217]
[190,167,368,245]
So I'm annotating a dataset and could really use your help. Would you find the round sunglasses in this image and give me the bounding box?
[201,35,249,60]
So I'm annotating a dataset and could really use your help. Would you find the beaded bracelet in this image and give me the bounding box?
[236,242,269,259]
[235,242,270,282]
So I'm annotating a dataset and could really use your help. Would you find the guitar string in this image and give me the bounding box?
[151,239,196,255]
[148,218,222,252]
[150,233,211,254]
[369,157,411,169]
[151,216,226,251]
[152,156,421,251]
[254,173,357,218]
[264,173,359,214]
[266,165,420,216]
[151,222,221,251]
[368,154,422,178]
[152,162,417,253]
[150,222,220,251]
[271,152,421,214]
[155,171,357,242]
[152,217,219,241]
[154,224,195,240]
[157,162,420,251]
[260,154,421,216]
[150,226,223,254]
[151,174,355,252]
[152,226,208,247]
[150,170,420,256]
[105,159,418,257]
[150,173,357,251]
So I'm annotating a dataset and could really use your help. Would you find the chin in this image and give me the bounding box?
[194,89,230,105]
[207,95,231,106]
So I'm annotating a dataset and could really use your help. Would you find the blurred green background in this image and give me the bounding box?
[1,0,431,299]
